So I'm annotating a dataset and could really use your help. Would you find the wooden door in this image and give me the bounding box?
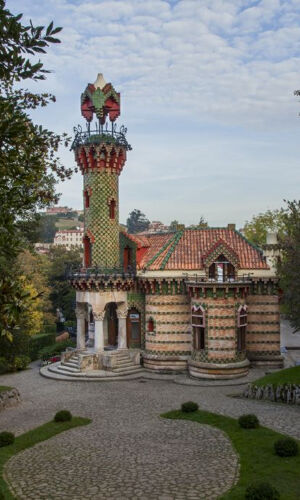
[107,303,118,346]
[126,308,141,348]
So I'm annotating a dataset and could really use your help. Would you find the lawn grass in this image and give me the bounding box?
[0,416,91,499]
[162,409,300,499]
[0,387,12,394]
[253,366,300,387]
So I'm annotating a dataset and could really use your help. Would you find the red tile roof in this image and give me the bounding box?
[136,229,269,271]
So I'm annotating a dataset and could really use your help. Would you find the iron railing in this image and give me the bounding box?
[184,274,253,285]
[67,265,136,280]
[71,122,132,151]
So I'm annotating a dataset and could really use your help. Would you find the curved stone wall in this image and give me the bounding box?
[144,294,191,372]
[188,297,249,379]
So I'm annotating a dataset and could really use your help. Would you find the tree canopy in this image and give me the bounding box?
[0,1,73,339]
[278,200,300,332]
[243,209,286,247]
[127,209,150,234]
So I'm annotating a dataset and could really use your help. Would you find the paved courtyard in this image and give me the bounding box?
[0,365,300,499]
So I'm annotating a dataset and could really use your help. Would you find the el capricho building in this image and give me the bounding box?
[60,73,282,380]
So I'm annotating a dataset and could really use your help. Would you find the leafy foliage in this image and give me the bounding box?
[0,1,73,340]
[36,214,57,243]
[39,339,75,361]
[126,209,150,234]
[0,432,15,448]
[238,414,260,429]
[54,410,72,422]
[274,437,298,457]
[245,482,280,500]
[181,401,199,412]
[278,200,300,331]
[244,209,285,247]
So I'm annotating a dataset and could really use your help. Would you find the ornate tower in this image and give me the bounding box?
[72,73,131,270]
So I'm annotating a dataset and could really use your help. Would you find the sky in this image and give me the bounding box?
[8,0,300,227]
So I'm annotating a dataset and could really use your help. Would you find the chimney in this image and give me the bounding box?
[227,223,236,231]
[266,232,278,245]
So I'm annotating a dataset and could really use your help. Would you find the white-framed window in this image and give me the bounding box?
[191,305,205,350]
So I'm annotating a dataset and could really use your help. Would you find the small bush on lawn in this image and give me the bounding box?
[238,414,259,429]
[0,431,15,447]
[274,437,298,457]
[12,355,31,371]
[54,410,72,422]
[181,401,199,413]
[245,481,280,499]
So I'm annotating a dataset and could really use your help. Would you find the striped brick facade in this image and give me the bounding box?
[144,294,191,372]
[246,294,282,366]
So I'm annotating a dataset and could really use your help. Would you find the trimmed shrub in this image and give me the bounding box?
[274,437,298,457]
[0,357,10,375]
[238,414,259,429]
[181,401,199,413]
[0,488,5,499]
[12,355,31,371]
[245,481,280,499]
[29,332,56,360]
[54,410,72,422]
[0,431,15,447]
[39,339,75,361]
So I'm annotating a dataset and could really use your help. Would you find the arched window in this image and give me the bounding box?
[208,254,235,282]
[109,199,116,219]
[192,305,205,350]
[84,190,90,208]
[83,236,92,268]
[237,306,247,351]
[147,317,154,332]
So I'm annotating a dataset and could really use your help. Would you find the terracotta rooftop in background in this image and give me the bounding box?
[134,229,269,271]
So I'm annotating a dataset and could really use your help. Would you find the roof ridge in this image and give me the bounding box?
[144,233,177,270]
[160,231,184,270]
[234,229,264,255]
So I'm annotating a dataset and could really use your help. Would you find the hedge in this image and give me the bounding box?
[28,333,56,361]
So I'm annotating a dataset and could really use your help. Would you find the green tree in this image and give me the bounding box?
[47,246,82,322]
[170,220,185,231]
[127,209,150,234]
[36,214,57,243]
[278,200,300,332]
[243,209,285,247]
[197,216,208,229]
[0,2,73,338]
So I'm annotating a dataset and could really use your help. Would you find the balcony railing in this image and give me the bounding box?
[71,122,132,151]
[67,265,136,280]
[185,274,253,285]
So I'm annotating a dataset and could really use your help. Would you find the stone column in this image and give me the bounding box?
[117,305,128,350]
[93,310,105,352]
[75,304,86,350]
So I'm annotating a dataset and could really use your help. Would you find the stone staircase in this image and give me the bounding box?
[56,352,81,375]
[109,350,143,375]
[44,349,143,380]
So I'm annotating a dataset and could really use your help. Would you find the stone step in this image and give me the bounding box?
[57,364,81,374]
[64,360,80,368]
[112,365,143,374]
[115,360,135,367]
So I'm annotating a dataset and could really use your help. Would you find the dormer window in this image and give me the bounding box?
[208,254,235,282]
[109,199,116,219]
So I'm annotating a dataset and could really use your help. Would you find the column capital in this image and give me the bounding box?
[117,305,128,319]
[75,306,86,319]
[93,310,106,321]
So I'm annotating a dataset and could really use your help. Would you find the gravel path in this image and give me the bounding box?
[0,364,299,499]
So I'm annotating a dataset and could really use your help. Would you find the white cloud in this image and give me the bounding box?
[7,0,300,225]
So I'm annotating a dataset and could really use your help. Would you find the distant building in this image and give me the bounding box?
[34,243,52,254]
[46,206,72,215]
[54,229,84,249]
